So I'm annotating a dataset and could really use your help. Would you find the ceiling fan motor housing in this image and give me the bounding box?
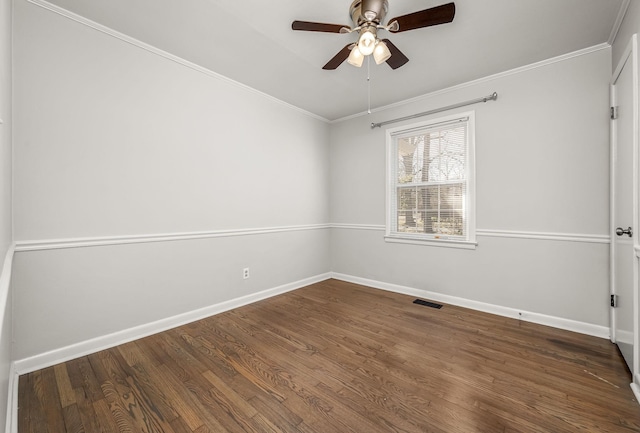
[350,0,389,25]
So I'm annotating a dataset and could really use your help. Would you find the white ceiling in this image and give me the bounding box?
[42,0,627,121]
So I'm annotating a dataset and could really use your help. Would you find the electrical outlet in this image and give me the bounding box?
[243,268,250,279]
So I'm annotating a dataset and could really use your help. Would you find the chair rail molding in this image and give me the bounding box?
[330,224,609,244]
[15,224,331,251]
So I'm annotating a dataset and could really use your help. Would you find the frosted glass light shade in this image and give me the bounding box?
[373,40,391,64]
[347,46,364,67]
[358,30,376,56]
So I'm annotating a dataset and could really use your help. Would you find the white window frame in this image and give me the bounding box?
[385,111,476,249]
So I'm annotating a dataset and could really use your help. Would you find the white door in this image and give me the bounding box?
[611,34,638,376]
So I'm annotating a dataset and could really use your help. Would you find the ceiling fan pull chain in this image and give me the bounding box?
[367,56,371,114]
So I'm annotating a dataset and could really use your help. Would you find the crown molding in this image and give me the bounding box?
[332,43,611,124]
[608,0,631,46]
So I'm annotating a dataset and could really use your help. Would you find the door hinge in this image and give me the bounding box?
[611,294,618,308]
[611,106,619,120]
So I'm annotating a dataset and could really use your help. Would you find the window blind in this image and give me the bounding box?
[389,117,470,240]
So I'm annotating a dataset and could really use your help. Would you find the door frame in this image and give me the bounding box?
[610,33,639,397]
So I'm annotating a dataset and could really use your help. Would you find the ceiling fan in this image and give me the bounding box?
[292,0,456,70]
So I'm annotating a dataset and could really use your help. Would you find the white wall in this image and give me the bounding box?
[330,47,612,328]
[0,0,12,427]
[12,0,330,361]
[13,3,329,240]
[0,0,10,254]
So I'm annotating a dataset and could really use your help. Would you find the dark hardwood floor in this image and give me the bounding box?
[18,279,640,432]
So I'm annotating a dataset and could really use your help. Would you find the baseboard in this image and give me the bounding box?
[14,273,332,374]
[630,381,640,404]
[331,273,610,339]
[0,247,15,433]
[5,364,17,433]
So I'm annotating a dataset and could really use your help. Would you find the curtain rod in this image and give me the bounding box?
[370,92,498,129]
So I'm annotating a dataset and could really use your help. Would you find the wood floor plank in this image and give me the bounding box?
[74,386,110,433]
[18,367,30,432]
[171,330,239,381]
[247,394,307,432]
[91,398,122,433]
[61,404,85,433]
[117,343,181,425]
[149,364,208,432]
[166,416,193,433]
[98,379,143,433]
[18,280,640,432]
[65,357,103,404]
[39,368,67,432]
[89,350,172,433]
[201,370,258,419]
[25,371,52,433]
[53,364,76,409]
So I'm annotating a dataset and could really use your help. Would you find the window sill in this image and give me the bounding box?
[384,235,477,250]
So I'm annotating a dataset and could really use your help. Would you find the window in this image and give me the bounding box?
[386,112,476,249]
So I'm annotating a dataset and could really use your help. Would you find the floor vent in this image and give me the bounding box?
[413,299,443,309]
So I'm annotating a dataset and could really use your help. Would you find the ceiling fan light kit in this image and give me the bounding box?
[292,0,455,70]
[357,27,377,56]
[373,40,391,64]
[347,44,365,67]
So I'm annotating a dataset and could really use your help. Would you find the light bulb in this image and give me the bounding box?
[358,30,376,56]
[373,40,391,64]
[347,46,364,67]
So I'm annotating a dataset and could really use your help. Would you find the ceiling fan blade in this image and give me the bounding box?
[387,2,455,33]
[323,44,354,70]
[292,20,351,33]
[382,39,409,69]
